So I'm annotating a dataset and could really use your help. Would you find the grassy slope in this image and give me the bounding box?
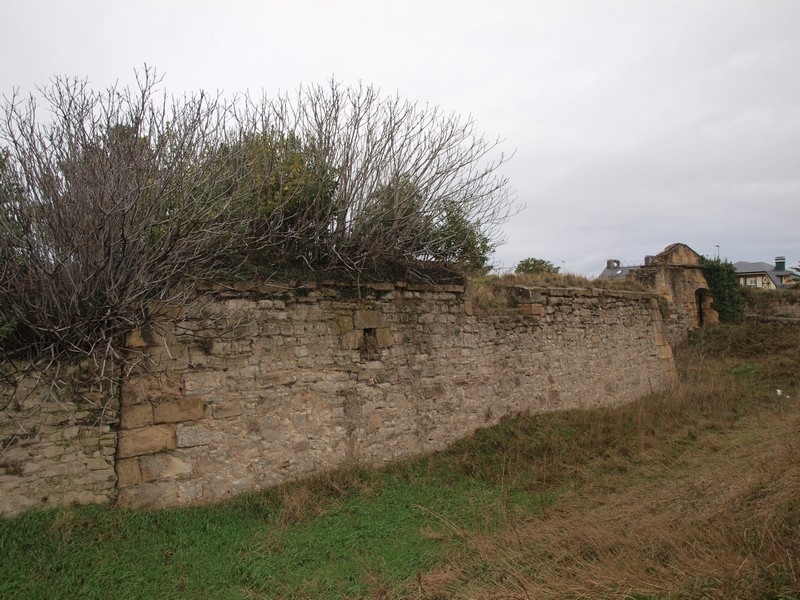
[1,322,798,599]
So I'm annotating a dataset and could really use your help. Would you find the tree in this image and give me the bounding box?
[233,131,339,267]
[515,257,560,275]
[429,199,494,275]
[0,149,21,345]
[700,257,745,323]
[259,81,514,273]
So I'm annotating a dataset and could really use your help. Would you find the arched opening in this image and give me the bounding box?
[695,288,711,326]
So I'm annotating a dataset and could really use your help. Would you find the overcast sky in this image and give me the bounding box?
[2,0,798,275]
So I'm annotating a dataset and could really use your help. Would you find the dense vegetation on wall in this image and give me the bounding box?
[0,69,513,362]
[700,257,745,323]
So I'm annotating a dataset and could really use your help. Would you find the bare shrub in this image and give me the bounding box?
[0,69,257,365]
[241,81,514,274]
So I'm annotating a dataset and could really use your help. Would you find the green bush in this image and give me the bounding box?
[514,257,560,275]
[701,257,745,323]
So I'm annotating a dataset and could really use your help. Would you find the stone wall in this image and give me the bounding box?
[0,363,118,516]
[115,282,677,509]
[0,280,678,515]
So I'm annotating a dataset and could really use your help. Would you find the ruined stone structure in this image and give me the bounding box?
[1,281,678,515]
[646,244,718,345]
[601,243,718,347]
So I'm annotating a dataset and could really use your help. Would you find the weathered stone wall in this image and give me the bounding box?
[0,281,679,515]
[0,363,118,516]
[116,282,676,509]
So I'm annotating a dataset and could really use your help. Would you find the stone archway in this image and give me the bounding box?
[695,288,716,327]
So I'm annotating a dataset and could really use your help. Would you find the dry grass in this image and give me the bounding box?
[413,419,799,599]
[395,322,800,599]
[237,463,378,530]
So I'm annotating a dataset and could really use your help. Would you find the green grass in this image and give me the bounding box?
[0,460,552,599]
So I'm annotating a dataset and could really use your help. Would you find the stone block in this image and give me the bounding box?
[116,458,142,487]
[153,397,205,424]
[339,330,359,351]
[40,446,63,459]
[421,384,445,399]
[512,286,546,304]
[62,425,81,440]
[146,344,189,371]
[212,403,243,419]
[653,331,668,347]
[86,457,111,471]
[368,414,382,431]
[463,299,474,316]
[179,481,204,503]
[330,315,353,335]
[125,329,149,348]
[354,309,387,329]
[376,328,394,348]
[75,469,114,486]
[176,425,211,448]
[183,371,225,394]
[519,304,545,317]
[368,282,396,292]
[121,403,153,429]
[118,425,176,458]
[117,481,179,509]
[139,452,193,482]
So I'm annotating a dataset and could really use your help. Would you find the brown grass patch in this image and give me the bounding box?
[409,410,800,599]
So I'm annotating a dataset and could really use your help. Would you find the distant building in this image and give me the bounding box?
[599,259,639,281]
[735,257,799,289]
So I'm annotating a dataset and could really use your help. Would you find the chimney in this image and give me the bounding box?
[775,256,786,271]
[644,255,656,266]
[607,259,620,269]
